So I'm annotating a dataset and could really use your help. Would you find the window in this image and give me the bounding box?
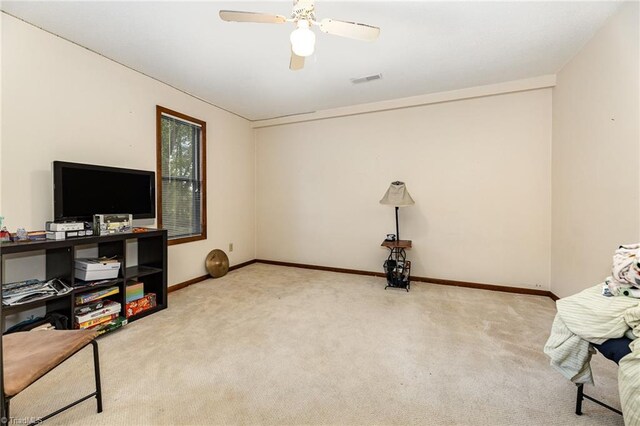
[156,106,207,244]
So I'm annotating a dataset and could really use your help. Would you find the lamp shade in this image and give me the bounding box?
[290,20,316,57]
[380,181,415,207]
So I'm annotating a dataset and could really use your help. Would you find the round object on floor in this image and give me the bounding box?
[205,249,229,278]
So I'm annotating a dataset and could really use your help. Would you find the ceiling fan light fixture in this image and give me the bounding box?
[219,2,380,71]
[290,20,316,57]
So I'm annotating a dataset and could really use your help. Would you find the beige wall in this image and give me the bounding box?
[0,14,256,286]
[256,89,552,289]
[551,2,640,298]
[3,3,636,296]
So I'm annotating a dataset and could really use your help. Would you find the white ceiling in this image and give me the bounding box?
[2,1,622,121]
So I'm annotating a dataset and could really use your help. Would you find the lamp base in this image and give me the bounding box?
[395,206,400,241]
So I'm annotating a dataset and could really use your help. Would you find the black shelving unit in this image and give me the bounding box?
[0,229,167,333]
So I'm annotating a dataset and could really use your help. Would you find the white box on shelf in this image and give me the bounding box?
[46,221,85,232]
[46,231,66,240]
[75,258,121,281]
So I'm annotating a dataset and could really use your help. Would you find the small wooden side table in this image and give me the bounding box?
[381,240,412,291]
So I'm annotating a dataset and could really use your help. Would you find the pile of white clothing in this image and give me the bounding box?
[603,244,640,298]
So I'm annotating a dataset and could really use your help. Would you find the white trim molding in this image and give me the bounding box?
[251,75,556,128]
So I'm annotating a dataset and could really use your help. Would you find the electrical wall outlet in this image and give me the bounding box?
[229,243,233,252]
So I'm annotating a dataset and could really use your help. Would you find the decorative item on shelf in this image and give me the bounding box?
[385,233,396,242]
[0,227,10,242]
[14,228,29,242]
[205,249,230,278]
[0,230,10,243]
[0,216,10,242]
[379,181,414,241]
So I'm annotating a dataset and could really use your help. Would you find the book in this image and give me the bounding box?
[75,286,119,305]
[74,300,121,324]
[77,313,117,329]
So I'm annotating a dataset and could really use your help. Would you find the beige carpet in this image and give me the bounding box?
[12,264,623,425]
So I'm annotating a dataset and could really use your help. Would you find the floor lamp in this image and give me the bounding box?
[379,181,414,240]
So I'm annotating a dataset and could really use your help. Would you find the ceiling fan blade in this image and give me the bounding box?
[219,10,287,24]
[290,48,305,71]
[319,18,380,41]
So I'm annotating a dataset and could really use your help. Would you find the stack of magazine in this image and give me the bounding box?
[2,278,72,306]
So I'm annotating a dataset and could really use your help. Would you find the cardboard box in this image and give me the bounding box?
[75,258,121,281]
[125,293,156,318]
[126,282,144,303]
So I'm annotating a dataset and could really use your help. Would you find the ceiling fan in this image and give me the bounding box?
[219,0,380,71]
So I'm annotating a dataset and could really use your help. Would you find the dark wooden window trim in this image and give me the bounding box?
[156,105,207,246]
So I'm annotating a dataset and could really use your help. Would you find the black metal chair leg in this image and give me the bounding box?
[92,340,103,413]
[2,399,10,425]
[576,383,584,415]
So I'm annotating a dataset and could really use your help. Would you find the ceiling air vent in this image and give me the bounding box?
[351,73,382,84]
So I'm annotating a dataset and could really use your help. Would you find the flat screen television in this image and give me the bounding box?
[53,161,156,222]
